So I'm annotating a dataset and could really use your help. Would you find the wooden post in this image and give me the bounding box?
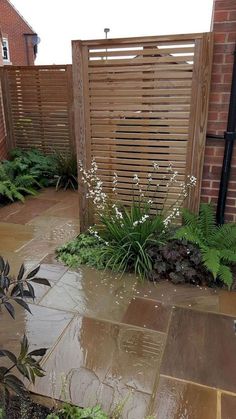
[0,67,15,152]
[186,32,214,212]
[72,41,92,232]
[66,65,76,153]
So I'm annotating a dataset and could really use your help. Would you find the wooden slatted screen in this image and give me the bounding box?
[0,65,75,154]
[73,34,213,230]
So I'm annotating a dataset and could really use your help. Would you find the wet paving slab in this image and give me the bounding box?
[38,267,137,323]
[221,393,236,419]
[0,198,59,224]
[151,376,217,419]
[122,297,171,332]
[0,303,73,354]
[160,307,236,393]
[30,315,166,419]
[1,190,236,417]
[135,280,220,314]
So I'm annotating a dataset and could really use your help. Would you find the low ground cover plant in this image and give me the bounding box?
[57,233,107,269]
[148,239,212,286]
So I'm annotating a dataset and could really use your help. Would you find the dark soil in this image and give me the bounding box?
[2,396,52,419]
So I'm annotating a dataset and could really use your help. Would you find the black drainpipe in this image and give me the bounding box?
[216,44,236,225]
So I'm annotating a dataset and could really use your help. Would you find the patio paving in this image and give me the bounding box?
[0,189,236,418]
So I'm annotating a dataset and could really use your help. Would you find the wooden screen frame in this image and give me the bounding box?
[72,33,213,231]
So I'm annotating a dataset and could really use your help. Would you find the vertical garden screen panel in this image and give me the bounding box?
[0,65,75,154]
[72,33,213,231]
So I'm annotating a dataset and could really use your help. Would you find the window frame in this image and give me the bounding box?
[2,38,10,63]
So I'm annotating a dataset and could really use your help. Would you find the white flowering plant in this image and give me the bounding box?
[79,160,196,279]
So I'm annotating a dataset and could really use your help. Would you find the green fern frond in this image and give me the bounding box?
[201,248,220,279]
[218,264,233,289]
[210,224,236,250]
[174,225,203,247]
[199,203,216,240]
[182,207,198,228]
[219,249,236,264]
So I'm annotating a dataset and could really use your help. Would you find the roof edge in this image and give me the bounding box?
[6,0,37,34]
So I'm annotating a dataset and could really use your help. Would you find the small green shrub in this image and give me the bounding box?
[175,203,236,288]
[53,151,78,191]
[57,233,107,269]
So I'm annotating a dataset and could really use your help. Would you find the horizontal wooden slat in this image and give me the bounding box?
[92,125,188,133]
[91,111,190,118]
[89,56,194,66]
[89,72,193,81]
[90,80,193,89]
[92,139,187,147]
[91,118,189,126]
[89,64,193,74]
[90,88,192,97]
[89,47,195,57]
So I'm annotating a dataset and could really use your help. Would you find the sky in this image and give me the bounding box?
[10,0,214,65]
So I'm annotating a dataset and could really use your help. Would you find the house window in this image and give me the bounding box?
[2,38,10,62]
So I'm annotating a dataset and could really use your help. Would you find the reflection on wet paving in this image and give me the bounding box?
[1,189,236,417]
[30,316,166,419]
[152,376,217,419]
[0,303,73,354]
[39,267,137,322]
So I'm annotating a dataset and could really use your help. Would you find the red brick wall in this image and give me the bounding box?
[0,0,36,65]
[201,0,236,221]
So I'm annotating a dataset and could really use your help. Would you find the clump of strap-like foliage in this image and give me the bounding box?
[175,203,236,288]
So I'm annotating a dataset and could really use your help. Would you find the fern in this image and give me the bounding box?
[0,148,58,204]
[0,160,39,204]
[175,203,236,289]
[218,264,233,288]
[199,203,216,240]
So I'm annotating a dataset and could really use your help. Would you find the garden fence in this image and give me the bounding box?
[0,83,6,159]
[0,65,75,154]
[72,33,213,230]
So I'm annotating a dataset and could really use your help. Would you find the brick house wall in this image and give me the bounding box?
[0,0,37,65]
[201,0,236,221]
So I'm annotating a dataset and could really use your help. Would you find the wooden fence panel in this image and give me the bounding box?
[0,82,7,159]
[0,65,75,154]
[73,33,213,230]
